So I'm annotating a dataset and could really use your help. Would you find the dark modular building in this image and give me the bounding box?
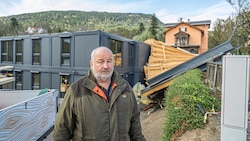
[0,30,150,97]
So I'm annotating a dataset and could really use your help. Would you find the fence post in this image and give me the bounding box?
[213,63,217,90]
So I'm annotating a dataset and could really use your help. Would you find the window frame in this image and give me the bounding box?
[1,40,13,63]
[180,27,187,32]
[110,39,123,67]
[32,72,40,90]
[1,70,14,89]
[15,71,23,90]
[175,36,189,46]
[128,43,135,67]
[60,37,71,66]
[32,39,41,65]
[15,40,23,64]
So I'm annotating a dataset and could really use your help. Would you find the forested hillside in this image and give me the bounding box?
[0,11,165,40]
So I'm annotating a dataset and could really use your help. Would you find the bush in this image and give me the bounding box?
[161,68,220,141]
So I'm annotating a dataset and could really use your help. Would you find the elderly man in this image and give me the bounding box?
[53,46,146,141]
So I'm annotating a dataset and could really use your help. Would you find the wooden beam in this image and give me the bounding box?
[141,79,173,97]
[0,66,14,71]
[0,77,15,85]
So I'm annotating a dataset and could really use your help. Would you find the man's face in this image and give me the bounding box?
[90,48,114,82]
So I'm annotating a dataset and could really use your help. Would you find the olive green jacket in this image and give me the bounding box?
[53,70,146,141]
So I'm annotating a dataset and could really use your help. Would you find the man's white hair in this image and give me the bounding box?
[91,46,113,61]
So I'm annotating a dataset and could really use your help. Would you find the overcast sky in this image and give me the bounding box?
[0,0,236,28]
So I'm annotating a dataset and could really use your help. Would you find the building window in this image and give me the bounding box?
[16,40,23,63]
[110,39,122,66]
[15,71,23,90]
[176,36,188,46]
[60,75,70,93]
[32,39,41,65]
[190,48,198,54]
[1,70,14,89]
[180,27,186,32]
[32,73,40,90]
[128,44,135,67]
[60,75,70,98]
[1,40,13,63]
[61,38,71,66]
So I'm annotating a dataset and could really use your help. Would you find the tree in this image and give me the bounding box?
[149,13,159,40]
[109,27,136,39]
[236,7,250,43]
[0,21,7,36]
[132,29,153,41]
[209,0,250,52]
[226,0,250,41]
[208,18,235,48]
[10,17,19,35]
[139,23,145,34]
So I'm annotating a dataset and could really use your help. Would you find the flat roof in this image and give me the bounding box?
[165,20,211,27]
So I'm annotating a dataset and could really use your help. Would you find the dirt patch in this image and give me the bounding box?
[141,109,166,141]
[176,114,220,141]
[141,107,221,141]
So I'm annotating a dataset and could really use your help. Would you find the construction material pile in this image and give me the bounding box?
[144,39,196,81]
[0,66,15,86]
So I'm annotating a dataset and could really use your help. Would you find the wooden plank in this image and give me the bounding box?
[144,39,196,82]
[149,43,195,56]
[0,66,15,85]
[150,52,194,58]
[0,90,58,141]
[177,47,197,55]
[0,77,15,85]
[150,51,195,57]
[141,79,173,97]
[0,74,7,78]
[145,61,186,67]
[148,56,193,62]
[0,66,14,71]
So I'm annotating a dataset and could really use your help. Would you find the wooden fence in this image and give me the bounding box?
[206,61,222,92]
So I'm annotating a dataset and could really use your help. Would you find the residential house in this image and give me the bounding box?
[164,19,211,54]
[26,27,45,34]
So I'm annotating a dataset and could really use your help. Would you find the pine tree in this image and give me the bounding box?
[139,23,145,34]
[150,13,159,40]
[10,17,19,35]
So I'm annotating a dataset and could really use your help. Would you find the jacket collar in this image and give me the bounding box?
[83,70,122,102]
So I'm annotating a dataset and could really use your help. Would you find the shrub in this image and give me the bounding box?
[161,68,220,141]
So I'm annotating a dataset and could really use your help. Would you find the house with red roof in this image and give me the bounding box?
[164,18,211,54]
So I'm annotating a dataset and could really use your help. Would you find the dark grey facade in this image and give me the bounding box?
[0,30,150,97]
